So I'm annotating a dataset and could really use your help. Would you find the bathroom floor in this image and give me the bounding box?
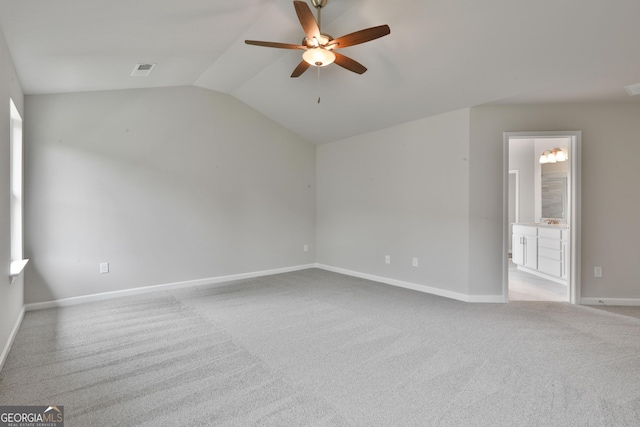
[508,259,568,302]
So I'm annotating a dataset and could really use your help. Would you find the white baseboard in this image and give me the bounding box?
[467,293,507,303]
[580,297,640,306]
[25,264,316,312]
[315,264,505,303]
[1,306,25,372]
[23,262,509,313]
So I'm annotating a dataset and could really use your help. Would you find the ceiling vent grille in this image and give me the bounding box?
[624,82,640,96]
[131,63,156,77]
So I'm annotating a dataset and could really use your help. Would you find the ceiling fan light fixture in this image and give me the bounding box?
[303,48,336,67]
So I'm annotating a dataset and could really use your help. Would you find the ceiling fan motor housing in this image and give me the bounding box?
[302,34,333,48]
[311,0,327,9]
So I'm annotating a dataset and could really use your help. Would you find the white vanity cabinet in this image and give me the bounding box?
[537,228,563,277]
[512,224,568,285]
[512,225,538,270]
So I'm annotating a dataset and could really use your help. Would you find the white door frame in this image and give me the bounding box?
[502,131,582,304]
[507,169,520,251]
[508,169,519,255]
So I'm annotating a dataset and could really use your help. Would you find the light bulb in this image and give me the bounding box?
[547,151,557,163]
[555,149,567,162]
[539,152,548,164]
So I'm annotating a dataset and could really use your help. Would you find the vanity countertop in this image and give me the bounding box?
[513,222,569,229]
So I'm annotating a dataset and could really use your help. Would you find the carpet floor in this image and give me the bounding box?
[1,268,640,426]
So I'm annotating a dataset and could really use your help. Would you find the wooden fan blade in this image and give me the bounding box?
[333,52,367,74]
[293,1,320,40]
[245,40,305,50]
[291,60,311,78]
[330,25,390,49]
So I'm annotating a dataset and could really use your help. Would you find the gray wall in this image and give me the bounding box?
[470,102,640,299]
[318,101,640,301]
[508,138,535,223]
[0,28,25,365]
[317,109,471,296]
[24,86,316,303]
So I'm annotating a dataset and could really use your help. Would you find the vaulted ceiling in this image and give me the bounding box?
[1,0,639,144]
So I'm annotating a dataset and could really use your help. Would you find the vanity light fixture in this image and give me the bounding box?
[547,151,557,163]
[539,152,548,164]
[539,148,567,164]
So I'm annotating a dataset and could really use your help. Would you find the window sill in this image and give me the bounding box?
[10,259,29,281]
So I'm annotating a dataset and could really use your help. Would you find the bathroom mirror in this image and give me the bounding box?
[541,162,568,220]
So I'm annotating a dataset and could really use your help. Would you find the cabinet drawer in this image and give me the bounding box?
[513,225,537,236]
[538,257,562,277]
[538,247,562,261]
[538,227,562,239]
[538,237,561,250]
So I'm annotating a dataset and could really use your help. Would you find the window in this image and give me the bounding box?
[9,98,28,279]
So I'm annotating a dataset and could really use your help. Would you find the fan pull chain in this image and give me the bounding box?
[317,67,321,104]
[317,4,322,104]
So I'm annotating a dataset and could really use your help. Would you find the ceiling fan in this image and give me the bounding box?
[245,0,391,78]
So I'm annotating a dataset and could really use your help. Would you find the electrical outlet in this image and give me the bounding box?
[385,255,390,264]
[594,266,602,278]
[412,258,419,267]
[304,244,309,252]
[100,262,109,274]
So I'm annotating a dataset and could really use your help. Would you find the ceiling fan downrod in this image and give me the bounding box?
[311,0,327,31]
[312,0,327,104]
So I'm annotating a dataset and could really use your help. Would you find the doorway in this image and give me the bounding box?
[503,132,581,304]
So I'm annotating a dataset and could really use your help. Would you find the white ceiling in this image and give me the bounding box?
[1,0,640,144]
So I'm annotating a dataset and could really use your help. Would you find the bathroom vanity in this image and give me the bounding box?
[512,223,569,285]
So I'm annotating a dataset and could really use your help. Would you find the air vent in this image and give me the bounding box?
[131,63,156,77]
[624,82,640,96]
